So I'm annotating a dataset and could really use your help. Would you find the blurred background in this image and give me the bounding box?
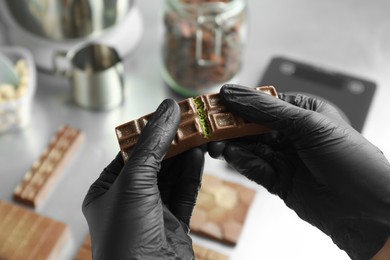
[0,0,389,259]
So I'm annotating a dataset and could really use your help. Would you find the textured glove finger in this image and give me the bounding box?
[83,152,124,209]
[207,141,227,159]
[158,147,205,226]
[220,84,350,141]
[220,84,311,131]
[168,147,204,226]
[116,99,180,191]
[208,131,288,160]
[223,144,277,192]
[278,92,348,124]
[130,99,180,166]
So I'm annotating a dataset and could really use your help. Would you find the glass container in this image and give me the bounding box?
[161,0,247,97]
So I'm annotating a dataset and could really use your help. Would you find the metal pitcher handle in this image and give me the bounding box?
[52,50,71,77]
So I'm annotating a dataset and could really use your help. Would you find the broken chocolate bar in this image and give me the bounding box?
[190,174,256,245]
[116,86,277,161]
[14,125,84,208]
[0,200,70,260]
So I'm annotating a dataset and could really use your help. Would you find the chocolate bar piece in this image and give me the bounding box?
[75,235,92,260]
[193,244,229,260]
[14,125,84,208]
[190,174,256,245]
[0,200,70,260]
[75,235,228,260]
[116,86,277,161]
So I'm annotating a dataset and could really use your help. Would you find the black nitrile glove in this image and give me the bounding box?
[208,84,390,260]
[82,99,204,260]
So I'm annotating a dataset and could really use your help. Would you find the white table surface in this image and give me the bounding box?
[1,0,390,259]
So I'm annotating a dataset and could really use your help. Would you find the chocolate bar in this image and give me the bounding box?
[75,235,229,260]
[193,244,229,260]
[116,86,277,161]
[75,235,92,260]
[0,200,70,260]
[190,174,256,245]
[14,125,84,208]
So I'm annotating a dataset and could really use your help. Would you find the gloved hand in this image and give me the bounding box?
[208,84,390,260]
[82,99,204,259]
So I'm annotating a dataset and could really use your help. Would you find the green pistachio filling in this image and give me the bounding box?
[194,97,211,139]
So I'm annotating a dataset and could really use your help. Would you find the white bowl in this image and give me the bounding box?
[0,1,143,72]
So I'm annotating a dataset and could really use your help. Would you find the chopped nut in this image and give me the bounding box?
[0,84,16,100]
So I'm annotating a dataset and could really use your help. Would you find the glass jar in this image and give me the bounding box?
[161,0,247,97]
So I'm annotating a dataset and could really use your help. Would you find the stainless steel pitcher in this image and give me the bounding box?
[55,43,124,110]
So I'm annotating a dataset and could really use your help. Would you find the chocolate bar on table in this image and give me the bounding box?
[14,125,84,208]
[193,244,229,260]
[75,235,92,260]
[116,86,277,161]
[75,235,229,260]
[190,174,256,246]
[0,200,70,260]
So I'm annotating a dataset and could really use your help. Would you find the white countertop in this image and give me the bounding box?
[1,0,390,259]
